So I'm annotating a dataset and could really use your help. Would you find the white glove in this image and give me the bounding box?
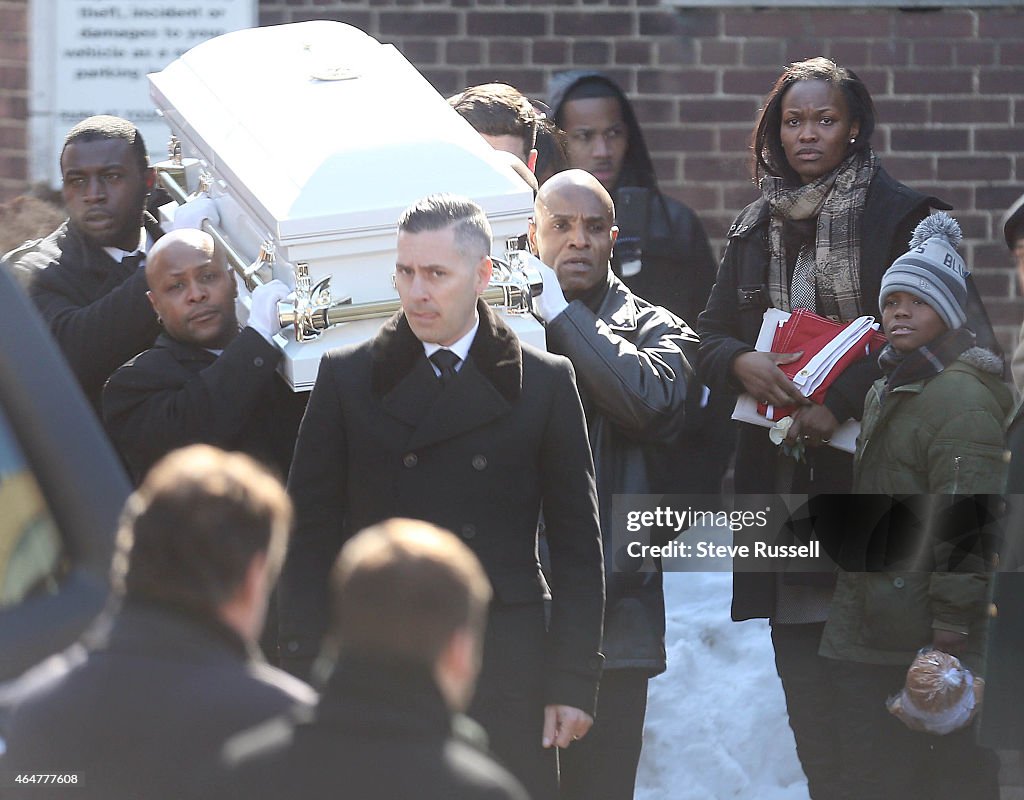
[532,258,569,323]
[247,279,291,343]
[172,195,220,231]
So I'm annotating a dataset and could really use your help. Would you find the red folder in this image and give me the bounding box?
[757,309,886,421]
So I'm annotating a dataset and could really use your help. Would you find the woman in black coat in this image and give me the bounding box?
[697,57,997,800]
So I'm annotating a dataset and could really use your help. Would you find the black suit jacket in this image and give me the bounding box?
[223,655,530,800]
[280,301,604,714]
[102,328,307,484]
[5,217,164,412]
[0,602,315,800]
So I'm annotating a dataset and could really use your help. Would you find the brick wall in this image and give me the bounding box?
[4,2,1022,346]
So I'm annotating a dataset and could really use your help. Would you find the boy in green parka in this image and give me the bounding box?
[820,213,1010,800]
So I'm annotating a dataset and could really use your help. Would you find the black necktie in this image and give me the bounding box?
[429,349,461,385]
[122,253,143,271]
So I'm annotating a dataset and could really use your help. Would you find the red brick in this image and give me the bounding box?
[701,212,741,241]
[873,99,929,125]
[466,68,545,96]
[742,40,785,68]
[401,39,441,65]
[722,69,778,96]
[638,69,714,96]
[803,11,888,39]
[661,10,718,38]
[572,40,611,66]
[974,243,1013,269]
[0,8,24,31]
[948,212,989,239]
[781,40,831,68]
[912,42,954,68]
[446,40,483,66]
[554,12,633,37]
[531,40,569,66]
[718,126,754,153]
[468,12,546,37]
[890,128,969,153]
[420,68,463,96]
[978,11,1024,38]
[615,41,653,66]
[644,126,713,153]
[894,9,974,38]
[725,12,800,39]
[893,69,973,95]
[933,99,1010,125]
[379,12,458,36]
[977,186,1024,212]
[700,40,738,67]
[637,11,683,36]
[971,271,1012,298]
[257,9,284,24]
[979,69,1024,95]
[981,299,1021,327]
[489,40,527,65]
[679,98,759,125]
[937,156,1012,182]
[882,155,936,182]
[955,42,997,67]
[999,42,1024,66]
[828,42,871,70]
[869,40,910,68]
[684,155,749,183]
[723,184,760,212]
[976,128,1024,153]
[0,64,25,92]
[673,185,720,213]
[916,184,971,209]
[650,155,680,183]
[656,38,697,67]
[630,98,676,124]
[0,124,23,149]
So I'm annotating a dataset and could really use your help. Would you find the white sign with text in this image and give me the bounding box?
[31,0,256,188]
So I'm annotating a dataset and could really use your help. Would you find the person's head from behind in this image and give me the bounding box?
[529,169,618,301]
[146,229,239,350]
[753,57,876,186]
[395,194,493,347]
[115,445,291,643]
[879,213,968,354]
[554,76,629,191]
[449,83,539,164]
[60,115,156,250]
[329,519,492,712]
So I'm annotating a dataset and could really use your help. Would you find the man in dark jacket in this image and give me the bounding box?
[527,169,695,800]
[280,194,604,800]
[224,518,529,800]
[548,70,731,496]
[0,446,315,800]
[102,228,302,485]
[2,116,164,412]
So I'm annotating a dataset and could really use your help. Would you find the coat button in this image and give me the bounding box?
[403,453,418,468]
[253,356,264,367]
[461,524,476,540]
[472,455,488,471]
[893,577,905,589]
[286,640,299,653]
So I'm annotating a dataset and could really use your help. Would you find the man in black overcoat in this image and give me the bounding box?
[224,518,530,800]
[2,116,165,412]
[279,194,605,800]
[0,447,315,800]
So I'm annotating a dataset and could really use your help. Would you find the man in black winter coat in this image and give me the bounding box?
[527,169,696,800]
[548,71,732,496]
[102,228,303,486]
[279,194,604,800]
[0,446,315,800]
[2,116,165,413]
[224,518,529,800]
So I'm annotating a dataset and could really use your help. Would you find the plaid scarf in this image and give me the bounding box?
[877,326,976,397]
[762,149,879,321]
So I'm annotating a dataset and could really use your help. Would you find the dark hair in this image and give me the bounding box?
[398,193,492,262]
[115,446,291,619]
[61,115,149,175]
[449,83,540,158]
[752,57,876,185]
[329,519,492,666]
[534,119,569,185]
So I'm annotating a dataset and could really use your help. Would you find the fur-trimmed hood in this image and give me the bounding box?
[369,299,523,401]
[959,345,1004,375]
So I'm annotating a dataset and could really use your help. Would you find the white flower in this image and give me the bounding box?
[769,416,793,446]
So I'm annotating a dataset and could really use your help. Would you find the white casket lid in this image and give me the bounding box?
[149,21,532,245]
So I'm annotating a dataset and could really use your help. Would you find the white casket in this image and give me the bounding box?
[148,21,542,390]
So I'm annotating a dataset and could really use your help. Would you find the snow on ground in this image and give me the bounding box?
[634,570,810,800]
